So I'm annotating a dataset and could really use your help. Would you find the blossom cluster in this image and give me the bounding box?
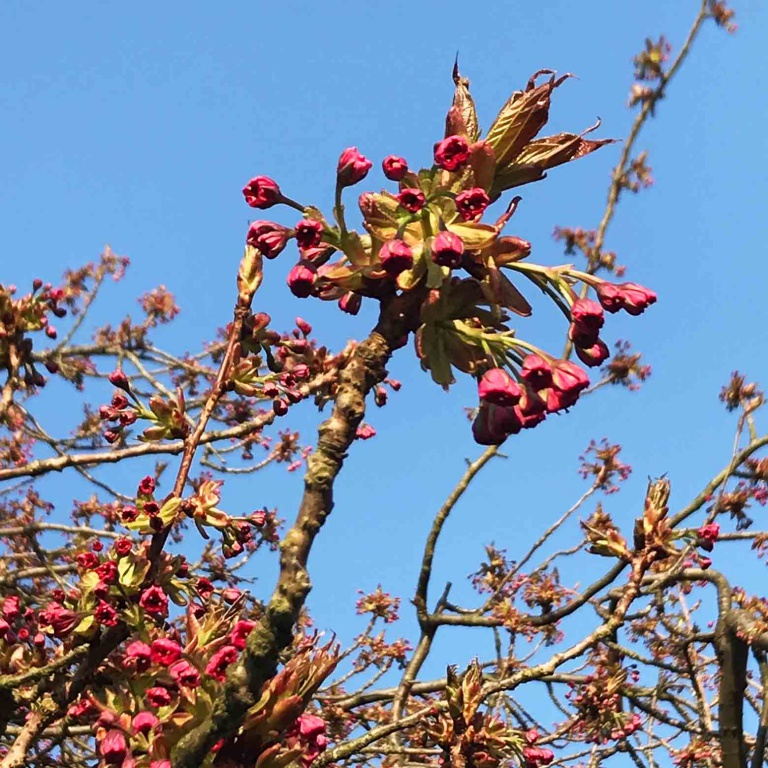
[238,68,656,445]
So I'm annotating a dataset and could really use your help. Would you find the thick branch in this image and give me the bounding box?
[170,292,423,768]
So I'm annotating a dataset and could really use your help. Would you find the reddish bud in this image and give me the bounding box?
[273,397,289,416]
[295,219,324,249]
[138,475,155,496]
[338,292,362,315]
[39,602,78,638]
[397,188,426,213]
[169,659,201,688]
[2,596,20,621]
[145,686,173,708]
[382,155,408,181]
[595,281,657,315]
[113,538,132,557]
[287,261,317,298]
[551,360,590,395]
[205,644,239,681]
[575,338,610,368]
[379,239,414,276]
[108,369,130,391]
[100,729,128,765]
[478,368,522,406]
[246,220,290,258]
[472,403,521,445]
[571,298,605,333]
[455,187,491,220]
[139,585,168,616]
[356,423,376,440]
[242,176,282,209]
[295,317,313,335]
[520,354,553,390]
[230,619,257,650]
[125,641,152,672]
[45,325,57,339]
[431,231,464,268]
[132,711,158,735]
[337,147,372,187]
[698,522,720,551]
[434,134,470,171]
[150,637,183,666]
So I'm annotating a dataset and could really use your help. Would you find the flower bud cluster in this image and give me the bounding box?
[236,69,654,446]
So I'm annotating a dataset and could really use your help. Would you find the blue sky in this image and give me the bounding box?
[2,1,767,689]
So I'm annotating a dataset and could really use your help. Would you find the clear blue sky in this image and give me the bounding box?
[2,1,767,684]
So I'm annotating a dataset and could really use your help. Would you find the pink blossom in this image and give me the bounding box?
[382,155,408,181]
[150,638,183,666]
[205,644,239,681]
[337,147,372,187]
[431,231,464,268]
[434,135,470,171]
[242,176,282,209]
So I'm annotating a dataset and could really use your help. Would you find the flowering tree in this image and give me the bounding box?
[2,3,764,768]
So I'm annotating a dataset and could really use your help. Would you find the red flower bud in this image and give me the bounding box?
[2,596,20,621]
[100,729,128,765]
[139,585,168,616]
[434,134,470,171]
[295,219,324,249]
[382,155,408,181]
[169,659,201,688]
[520,354,553,390]
[150,637,183,666]
[595,281,656,315]
[338,292,362,315]
[246,220,290,258]
[431,231,464,268]
[76,552,99,570]
[242,176,282,209]
[230,619,257,650]
[337,147,372,187]
[113,538,133,557]
[396,188,426,213]
[551,360,590,395]
[571,298,605,333]
[145,686,173,707]
[132,711,158,735]
[205,644,239,681]
[379,239,414,276]
[39,602,78,639]
[125,640,152,671]
[455,187,490,220]
[108,369,130,391]
[222,587,242,604]
[615,282,657,315]
[471,403,521,445]
[478,368,522,406]
[697,523,720,551]
[287,262,317,298]
[575,338,610,368]
[138,475,155,496]
[295,317,312,335]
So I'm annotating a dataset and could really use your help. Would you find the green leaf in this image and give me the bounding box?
[485,71,567,167]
